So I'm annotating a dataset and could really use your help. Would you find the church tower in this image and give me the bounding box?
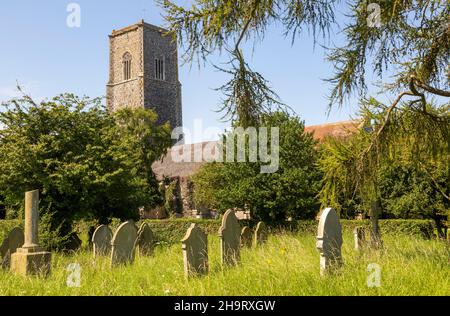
[106,20,182,129]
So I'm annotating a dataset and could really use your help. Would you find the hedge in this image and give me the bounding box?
[0,218,437,247]
[141,219,222,246]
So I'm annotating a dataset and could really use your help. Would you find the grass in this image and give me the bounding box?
[0,232,449,296]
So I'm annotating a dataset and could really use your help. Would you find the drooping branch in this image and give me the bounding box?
[360,90,415,160]
[411,76,450,98]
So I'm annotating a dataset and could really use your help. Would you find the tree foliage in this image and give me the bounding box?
[192,111,322,224]
[160,1,449,210]
[0,93,171,249]
[319,99,450,227]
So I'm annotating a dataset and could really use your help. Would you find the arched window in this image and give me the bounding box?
[123,52,132,80]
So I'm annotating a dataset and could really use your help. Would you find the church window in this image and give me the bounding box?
[123,52,132,80]
[155,58,165,80]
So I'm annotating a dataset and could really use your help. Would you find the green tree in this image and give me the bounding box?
[192,111,322,224]
[0,93,171,249]
[160,1,449,220]
[319,100,449,233]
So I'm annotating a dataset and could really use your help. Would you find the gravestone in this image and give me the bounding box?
[353,226,366,251]
[316,207,343,276]
[110,221,138,267]
[135,223,156,256]
[181,223,208,278]
[253,222,268,246]
[218,210,241,266]
[369,201,383,249]
[10,190,52,277]
[0,227,24,269]
[92,225,113,258]
[240,226,252,248]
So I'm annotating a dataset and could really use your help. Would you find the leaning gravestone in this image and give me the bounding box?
[135,223,156,257]
[218,210,241,266]
[353,226,366,251]
[240,226,252,248]
[92,225,113,258]
[182,223,208,278]
[110,221,138,267]
[316,207,343,276]
[253,222,268,246]
[0,227,24,269]
[10,190,51,277]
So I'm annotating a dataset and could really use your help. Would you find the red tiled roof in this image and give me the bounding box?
[305,120,360,141]
[152,121,360,179]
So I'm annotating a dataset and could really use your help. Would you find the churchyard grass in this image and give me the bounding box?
[0,231,448,296]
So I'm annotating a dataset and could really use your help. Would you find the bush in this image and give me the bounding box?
[192,112,323,224]
[0,94,171,250]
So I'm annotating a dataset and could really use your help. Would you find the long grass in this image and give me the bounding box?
[0,232,449,296]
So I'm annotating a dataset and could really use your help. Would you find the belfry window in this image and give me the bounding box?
[123,52,132,80]
[155,58,165,80]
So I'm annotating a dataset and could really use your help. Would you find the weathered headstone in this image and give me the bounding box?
[353,226,366,251]
[316,207,343,276]
[0,227,24,269]
[10,190,52,277]
[181,223,208,278]
[253,222,268,246]
[110,221,138,267]
[218,209,241,266]
[92,225,113,258]
[369,201,383,249]
[135,223,156,256]
[240,226,252,248]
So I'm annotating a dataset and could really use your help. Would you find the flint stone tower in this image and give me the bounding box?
[107,20,182,129]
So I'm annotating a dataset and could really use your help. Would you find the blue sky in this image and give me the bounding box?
[0,0,372,142]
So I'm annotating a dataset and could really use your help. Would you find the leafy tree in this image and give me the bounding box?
[192,111,322,224]
[159,1,448,121]
[160,0,449,222]
[319,100,449,234]
[0,93,171,249]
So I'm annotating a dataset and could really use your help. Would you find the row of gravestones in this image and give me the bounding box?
[0,220,157,271]
[182,210,269,278]
[0,194,368,278]
[183,207,374,278]
[92,221,156,267]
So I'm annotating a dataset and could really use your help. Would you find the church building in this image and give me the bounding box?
[106,20,183,130]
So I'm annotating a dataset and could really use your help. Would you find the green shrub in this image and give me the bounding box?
[0,94,172,250]
[192,112,323,224]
